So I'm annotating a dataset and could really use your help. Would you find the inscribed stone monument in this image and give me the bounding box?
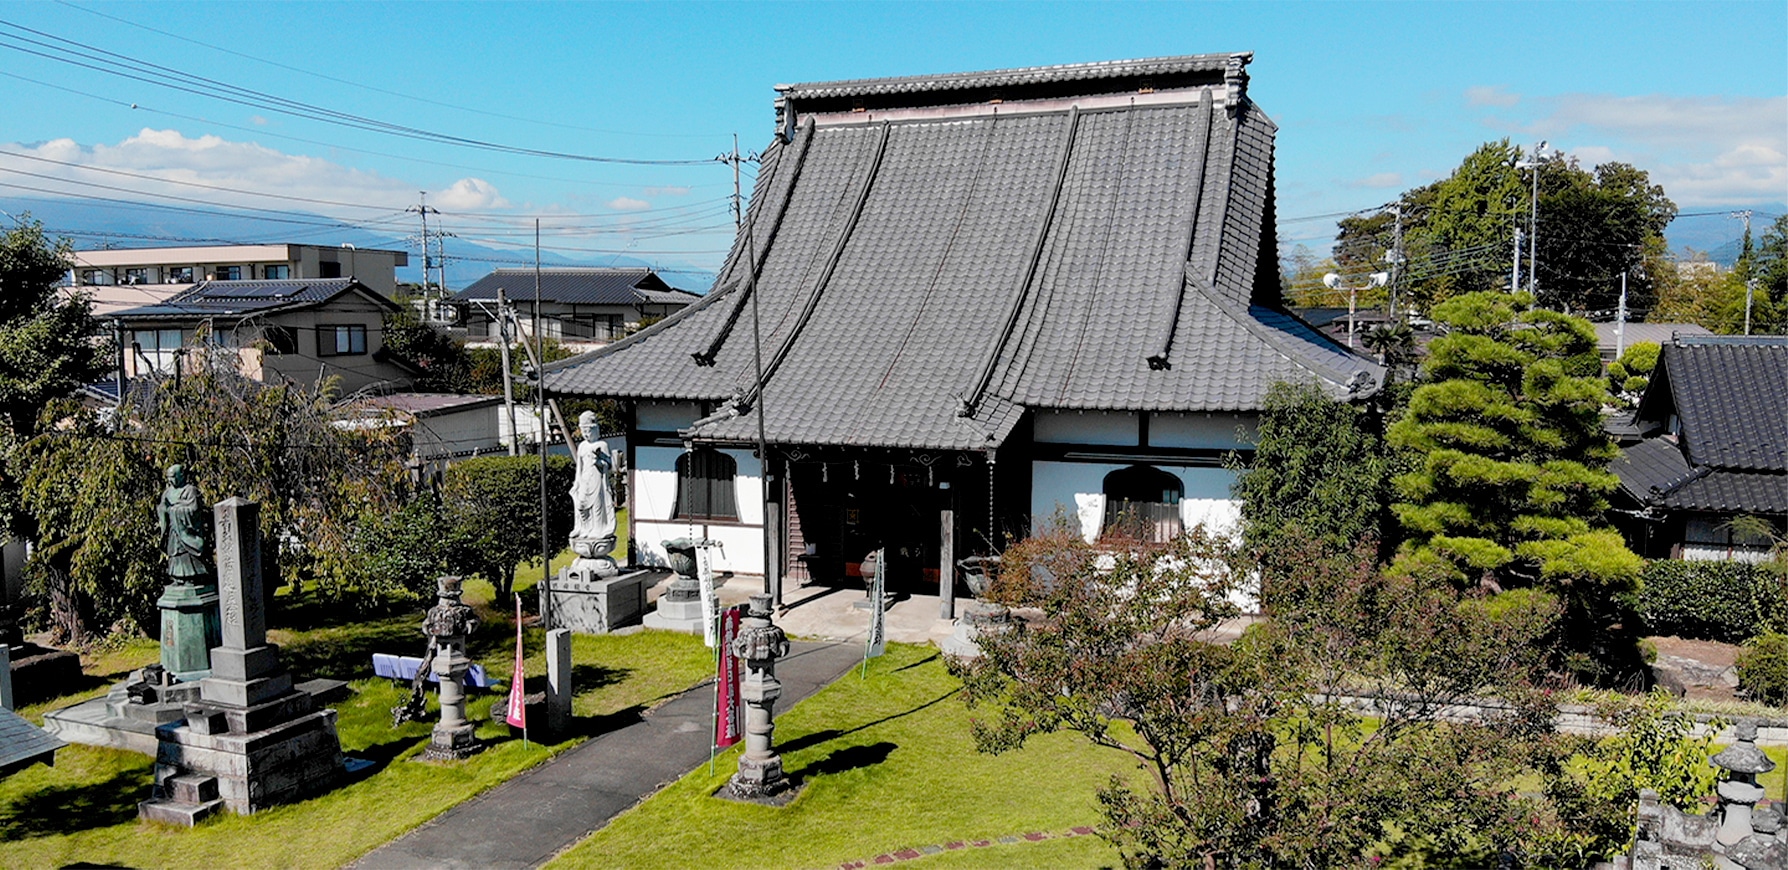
[138,497,343,825]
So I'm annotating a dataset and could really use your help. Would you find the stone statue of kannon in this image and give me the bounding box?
[568,411,617,565]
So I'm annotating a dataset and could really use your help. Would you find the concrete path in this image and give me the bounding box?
[351,640,862,870]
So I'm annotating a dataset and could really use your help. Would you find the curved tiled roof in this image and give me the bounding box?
[544,57,1380,452]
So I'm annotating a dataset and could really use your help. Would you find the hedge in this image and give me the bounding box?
[1631,559,1786,643]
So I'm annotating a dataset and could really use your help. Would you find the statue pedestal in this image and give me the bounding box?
[939,599,1012,660]
[643,573,706,633]
[157,582,221,682]
[543,565,647,635]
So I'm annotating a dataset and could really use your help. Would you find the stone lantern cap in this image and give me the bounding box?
[1711,720,1776,776]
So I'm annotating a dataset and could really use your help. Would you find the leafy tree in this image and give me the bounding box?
[1330,143,1676,317]
[1605,341,1659,409]
[1387,291,1641,679]
[955,527,1651,867]
[1652,265,1784,335]
[441,454,575,600]
[382,310,476,393]
[1232,381,1401,567]
[0,219,109,440]
[1278,244,1346,308]
[17,358,415,639]
[1754,214,1788,313]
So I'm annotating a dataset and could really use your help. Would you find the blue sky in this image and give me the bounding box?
[1,1,1782,279]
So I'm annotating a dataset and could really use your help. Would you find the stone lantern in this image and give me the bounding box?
[729,593,791,798]
[413,575,482,761]
[1711,719,1776,848]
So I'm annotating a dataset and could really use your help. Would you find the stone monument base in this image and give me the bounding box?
[939,600,1013,660]
[544,567,648,635]
[729,753,788,799]
[45,669,210,754]
[139,691,342,824]
[6,642,84,707]
[421,721,481,762]
[642,573,715,634]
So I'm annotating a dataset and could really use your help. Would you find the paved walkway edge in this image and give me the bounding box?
[350,639,862,870]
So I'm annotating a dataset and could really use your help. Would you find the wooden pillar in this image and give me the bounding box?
[939,482,955,620]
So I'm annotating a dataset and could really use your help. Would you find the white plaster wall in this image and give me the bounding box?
[1030,460,1240,542]
[635,401,701,432]
[1148,412,1257,450]
[1033,410,1140,445]
[627,445,764,575]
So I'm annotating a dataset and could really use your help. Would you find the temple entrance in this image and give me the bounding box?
[785,459,948,597]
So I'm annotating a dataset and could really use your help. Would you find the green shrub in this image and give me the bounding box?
[1632,560,1786,642]
[1736,632,1788,706]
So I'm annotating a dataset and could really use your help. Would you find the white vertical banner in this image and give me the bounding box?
[698,544,719,648]
[865,547,887,661]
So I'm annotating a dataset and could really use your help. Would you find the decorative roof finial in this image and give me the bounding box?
[1225,53,1251,115]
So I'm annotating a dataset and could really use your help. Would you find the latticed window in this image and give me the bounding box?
[1102,464,1184,543]
[675,448,739,521]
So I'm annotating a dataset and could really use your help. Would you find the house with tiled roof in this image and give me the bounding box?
[542,54,1382,605]
[1612,335,1788,561]
[452,268,699,350]
[111,277,417,396]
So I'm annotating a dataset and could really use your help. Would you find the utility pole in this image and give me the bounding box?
[496,287,519,457]
[1511,228,1523,294]
[406,194,441,296]
[1516,142,1555,302]
[1386,203,1405,318]
[1616,270,1628,360]
[720,133,779,607]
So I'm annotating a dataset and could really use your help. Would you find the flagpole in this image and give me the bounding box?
[709,602,720,775]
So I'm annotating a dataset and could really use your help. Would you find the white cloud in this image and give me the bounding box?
[1348,172,1404,189]
[643,185,690,197]
[1465,85,1519,108]
[0,128,419,214]
[1481,94,1788,206]
[432,177,510,210]
[606,196,651,212]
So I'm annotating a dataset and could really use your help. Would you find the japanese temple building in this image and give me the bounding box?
[542,53,1382,607]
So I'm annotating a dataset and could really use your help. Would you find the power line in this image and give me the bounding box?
[0,70,731,193]
[0,20,723,166]
[52,0,721,141]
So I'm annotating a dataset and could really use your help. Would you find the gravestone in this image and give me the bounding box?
[546,628,571,736]
[138,498,343,825]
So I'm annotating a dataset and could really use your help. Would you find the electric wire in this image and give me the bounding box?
[0,20,722,166]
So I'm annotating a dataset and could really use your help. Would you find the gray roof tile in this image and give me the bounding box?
[110,278,390,319]
[453,268,693,306]
[1640,338,1788,472]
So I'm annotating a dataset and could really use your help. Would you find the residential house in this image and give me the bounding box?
[1592,321,1711,364]
[452,268,700,351]
[71,244,409,312]
[341,392,550,478]
[110,277,417,396]
[1611,335,1787,561]
[542,54,1382,604]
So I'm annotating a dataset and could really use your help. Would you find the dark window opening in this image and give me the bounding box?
[214,265,242,281]
[1102,464,1184,543]
[674,448,739,521]
[318,324,367,356]
[264,264,290,279]
[262,326,298,355]
[318,261,343,278]
[169,266,195,283]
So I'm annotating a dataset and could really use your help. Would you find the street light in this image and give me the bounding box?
[1324,271,1390,349]
[1516,141,1560,302]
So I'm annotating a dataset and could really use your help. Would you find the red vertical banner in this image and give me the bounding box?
[714,604,743,749]
[505,594,527,730]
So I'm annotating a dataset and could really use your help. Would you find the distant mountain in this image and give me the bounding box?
[2,197,720,293]
[1664,203,1785,267]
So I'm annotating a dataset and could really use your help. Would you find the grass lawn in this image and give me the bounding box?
[550,643,1130,870]
[0,517,711,870]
